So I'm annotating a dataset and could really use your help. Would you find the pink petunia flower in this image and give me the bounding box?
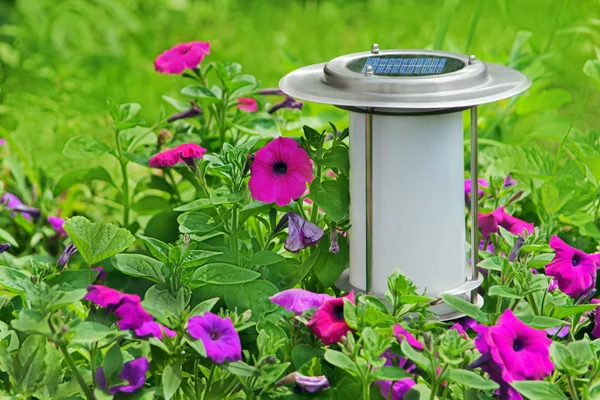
[149,143,207,168]
[472,309,553,399]
[464,178,488,205]
[545,235,598,299]
[47,216,67,237]
[269,288,333,314]
[393,325,424,350]
[307,291,354,345]
[248,137,314,207]
[154,42,210,74]
[237,98,258,112]
[187,312,242,363]
[478,206,534,239]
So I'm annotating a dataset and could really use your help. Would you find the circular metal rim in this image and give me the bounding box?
[279,60,531,110]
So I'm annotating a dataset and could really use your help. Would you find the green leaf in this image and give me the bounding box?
[371,367,412,381]
[440,293,489,324]
[400,340,432,373]
[309,179,350,222]
[312,233,348,286]
[162,363,182,400]
[248,251,286,267]
[71,322,116,344]
[137,235,170,264]
[478,257,503,271]
[178,212,220,234]
[516,315,567,329]
[291,344,324,370]
[210,186,243,205]
[53,166,116,196]
[264,258,311,290]
[324,350,359,376]
[62,134,111,159]
[584,59,600,89]
[133,196,171,215]
[0,266,34,295]
[447,369,499,390]
[0,228,18,247]
[112,254,167,283]
[143,285,179,317]
[405,384,435,400]
[224,280,278,320]
[11,310,50,335]
[511,381,568,400]
[488,285,523,299]
[46,270,99,290]
[225,361,259,377]
[181,85,218,99]
[551,304,599,319]
[180,250,221,269]
[63,217,135,264]
[192,263,260,285]
[320,147,349,174]
[189,297,219,317]
[103,343,123,384]
[173,198,212,212]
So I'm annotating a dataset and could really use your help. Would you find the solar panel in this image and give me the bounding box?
[360,56,451,76]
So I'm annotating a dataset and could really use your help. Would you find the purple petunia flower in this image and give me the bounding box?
[280,212,324,253]
[545,325,569,338]
[504,175,518,187]
[47,216,67,236]
[545,235,598,299]
[393,325,424,350]
[590,299,600,338]
[329,229,340,254]
[92,267,107,282]
[375,349,418,399]
[167,105,202,123]
[134,320,177,340]
[85,285,140,308]
[464,178,488,205]
[1,193,39,220]
[114,297,154,330]
[188,312,242,363]
[268,96,304,114]
[269,288,333,314]
[471,309,553,399]
[276,372,330,393]
[450,317,477,338]
[478,206,534,239]
[96,357,149,394]
[259,88,285,96]
[57,243,78,267]
[0,243,10,253]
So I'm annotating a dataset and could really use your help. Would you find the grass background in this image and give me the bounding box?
[0,0,598,176]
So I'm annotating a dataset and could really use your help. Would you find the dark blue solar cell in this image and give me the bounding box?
[360,56,455,76]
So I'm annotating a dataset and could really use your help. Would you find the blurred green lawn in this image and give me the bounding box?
[0,0,599,176]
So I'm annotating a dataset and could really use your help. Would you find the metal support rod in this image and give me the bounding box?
[365,108,374,294]
[470,106,479,304]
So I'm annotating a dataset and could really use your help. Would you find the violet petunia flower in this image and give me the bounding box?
[276,372,330,393]
[85,285,140,308]
[590,299,600,338]
[237,98,258,112]
[114,297,154,330]
[471,309,553,398]
[548,277,558,292]
[135,320,177,340]
[450,317,476,338]
[504,175,518,187]
[269,288,333,314]
[248,137,314,207]
[1,193,39,220]
[0,243,9,253]
[478,206,534,239]
[329,229,340,254]
[187,312,242,363]
[92,267,107,282]
[545,235,598,299]
[96,357,149,394]
[259,88,285,96]
[307,291,354,345]
[167,105,202,122]
[149,143,207,168]
[57,244,78,267]
[545,325,569,338]
[47,216,67,237]
[464,178,488,205]
[393,325,424,350]
[375,347,419,399]
[282,213,324,253]
[154,42,210,74]
[268,96,304,114]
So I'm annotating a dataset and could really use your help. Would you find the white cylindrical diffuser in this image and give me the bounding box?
[348,111,466,296]
[279,46,531,318]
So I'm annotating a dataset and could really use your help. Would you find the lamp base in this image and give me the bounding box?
[335,269,484,322]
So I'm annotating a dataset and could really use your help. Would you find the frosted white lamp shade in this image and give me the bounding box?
[348,111,467,296]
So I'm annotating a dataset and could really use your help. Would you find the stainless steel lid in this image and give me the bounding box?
[279,47,531,111]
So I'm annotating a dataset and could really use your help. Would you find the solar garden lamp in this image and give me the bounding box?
[279,44,531,319]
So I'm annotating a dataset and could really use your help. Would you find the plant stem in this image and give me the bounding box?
[114,128,130,227]
[362,378,371,400]
[231,204,239,262]
[203,364,215,400]
[60,343,95,400]
[568,376,580,400]
[220,94,228,146]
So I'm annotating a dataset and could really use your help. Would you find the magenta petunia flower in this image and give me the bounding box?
[187,312,242,363]
[375,350,418,399]
[393,324,424,350]
[283,212,324,253]
[237,98,258,112]
[248,137,314,207]
[0,138,5,146]
[149,143,207,168]
[96,357,149,394]
[269,288,333,314]
[92,267,107,282]
[464,178,488,205]
[548,277,558,292]
[591,299,600,338]
[135,320,177,340]
[85,285,140,308]
[472,309,553,395]
[545,235,598,299]
[114,297,154,330]
[307,291,354,345]
[154,41,210,74]
[478,206,534,239]
[47,216,67,236]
